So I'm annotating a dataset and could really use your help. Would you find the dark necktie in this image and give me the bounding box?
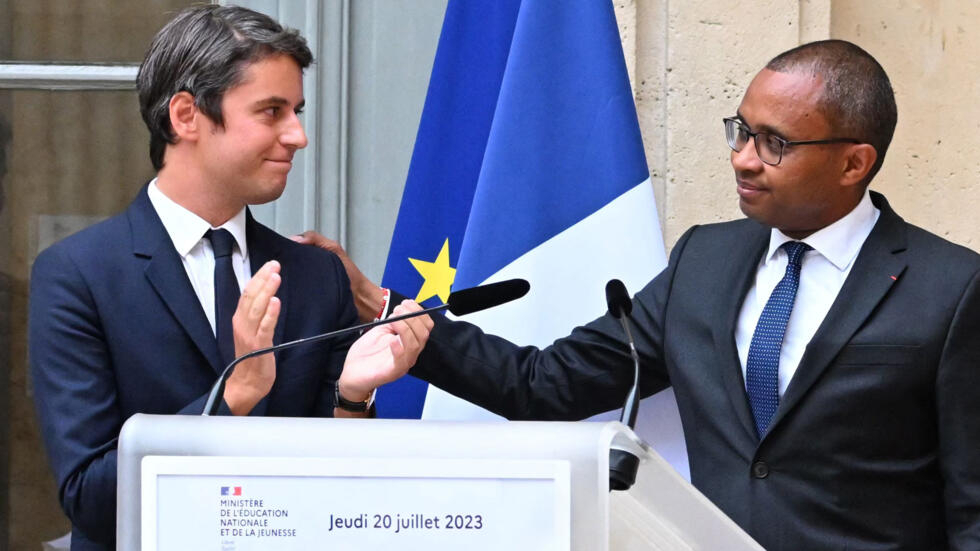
[205,229,240,366]
[745,241,811,437]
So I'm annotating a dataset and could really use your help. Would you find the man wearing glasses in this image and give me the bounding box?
[317,39,980,549]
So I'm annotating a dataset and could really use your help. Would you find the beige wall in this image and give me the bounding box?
[832,1,980,249]
[617,0,979,253]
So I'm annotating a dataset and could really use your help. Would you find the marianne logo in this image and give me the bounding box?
[220,486,242,496]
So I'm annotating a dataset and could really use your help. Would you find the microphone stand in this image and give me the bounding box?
[617,316,640,429]
[202,305,448,416]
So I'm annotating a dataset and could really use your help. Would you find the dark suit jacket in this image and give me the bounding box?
[29,186,358,551]
[411,192,980,550]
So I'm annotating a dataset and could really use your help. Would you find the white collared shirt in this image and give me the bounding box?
[735,189,880,396]
[147,179,250,336]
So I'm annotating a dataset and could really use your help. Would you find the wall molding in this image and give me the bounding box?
[0,63,137,90]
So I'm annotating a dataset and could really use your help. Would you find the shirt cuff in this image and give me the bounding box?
[375,287,391,321]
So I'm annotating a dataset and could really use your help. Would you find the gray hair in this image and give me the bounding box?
[766,39,897,184]
[137,4,313,170]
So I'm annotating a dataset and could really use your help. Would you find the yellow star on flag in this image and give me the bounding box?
[409,238,457,303]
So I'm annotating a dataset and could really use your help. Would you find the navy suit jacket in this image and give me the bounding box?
[411,192,980,550]
[29,186,358,550]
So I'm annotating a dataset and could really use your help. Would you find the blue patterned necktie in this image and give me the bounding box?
[206,229,240,366]
[745,241,811,437]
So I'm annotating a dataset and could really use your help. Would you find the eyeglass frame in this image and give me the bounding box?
[723,117,863,166]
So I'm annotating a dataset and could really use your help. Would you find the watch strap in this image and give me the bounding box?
[334,381,375,412]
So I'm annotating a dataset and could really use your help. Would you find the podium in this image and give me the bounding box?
[118,414,761,550]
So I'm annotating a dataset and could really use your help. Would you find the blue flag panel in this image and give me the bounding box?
[377,0,521,418]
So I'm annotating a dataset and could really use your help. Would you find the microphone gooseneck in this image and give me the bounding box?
[202,279,530,416]
[605,279,640,429]
[202,306,444,416]
[606,279,642,492]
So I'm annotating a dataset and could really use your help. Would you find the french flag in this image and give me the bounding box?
[378,0,688,478]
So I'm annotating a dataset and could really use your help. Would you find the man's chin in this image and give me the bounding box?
[738,200,777,228]
[247,182,288,206]
[737,198,758,219]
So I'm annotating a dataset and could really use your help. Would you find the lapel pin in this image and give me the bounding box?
[889,275,898,281]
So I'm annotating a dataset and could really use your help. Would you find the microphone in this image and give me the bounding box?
[605,278,642,491]
[447,278,530,316]
[202,278,530,416]
[605,278,632,318]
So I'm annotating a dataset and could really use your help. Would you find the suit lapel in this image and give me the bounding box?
[245,215,287,417]
[246,213,286,347]
[129,186,225,374]
[713,223,771,443]
[768,192,908,433]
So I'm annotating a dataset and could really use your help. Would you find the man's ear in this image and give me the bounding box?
[168,91,199,142]
[840,143,878,188]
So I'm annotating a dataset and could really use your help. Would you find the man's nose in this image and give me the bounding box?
[281,112,308,150]
[730,136,763,172]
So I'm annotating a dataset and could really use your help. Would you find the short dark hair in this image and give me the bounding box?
[766,39,897,185]
[137,5,313,170]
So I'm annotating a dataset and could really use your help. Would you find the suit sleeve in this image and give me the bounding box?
[29,244,123,543]
[936,268,980,548]
[409,226,698,421]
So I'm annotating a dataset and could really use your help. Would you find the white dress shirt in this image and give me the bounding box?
[147,179,250,336]
[735,189,880,397]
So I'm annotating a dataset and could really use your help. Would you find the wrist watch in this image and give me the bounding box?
[334,381,376,412]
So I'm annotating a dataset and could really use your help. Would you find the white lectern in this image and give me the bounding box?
[117,414,761,550]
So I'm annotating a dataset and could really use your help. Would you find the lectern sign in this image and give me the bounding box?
[141,456,570,550]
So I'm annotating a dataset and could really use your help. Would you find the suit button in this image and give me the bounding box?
[751,461,769,479]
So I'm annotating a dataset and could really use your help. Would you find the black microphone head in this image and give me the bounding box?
[605,279,632,319]
[447,278,530,316]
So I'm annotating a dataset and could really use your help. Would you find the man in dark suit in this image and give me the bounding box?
[316,40,980,549]
[28,6,430,550]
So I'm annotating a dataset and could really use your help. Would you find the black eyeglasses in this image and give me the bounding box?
[723,117,862,166]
